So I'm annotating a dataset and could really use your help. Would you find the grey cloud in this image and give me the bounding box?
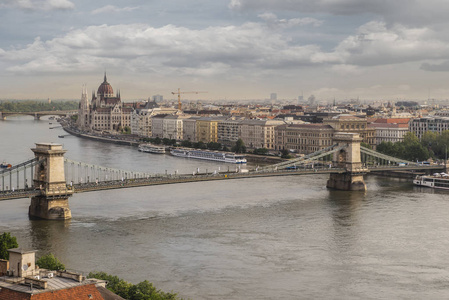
[91,5,139,15]
[229,0,449,26]
[420,61,449,72]
[258,13,323,29]
[1,0,75,11]
[2,23,325,76]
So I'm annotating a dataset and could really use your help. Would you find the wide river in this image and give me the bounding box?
[1,117,449,299]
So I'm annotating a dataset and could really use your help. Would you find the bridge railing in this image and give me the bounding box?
[0,158,42,192]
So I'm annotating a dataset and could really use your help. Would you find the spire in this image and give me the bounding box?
[104,71,107,83]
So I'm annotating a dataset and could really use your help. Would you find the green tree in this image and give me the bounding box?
[360,142,371,149]
[181,140,192,148]
[207,142,222,150]
[0,232,18,260]
[232,139,246,153]
[280,149,291,159]
[153,137,162,145]
[193,141,207,149]
[122,126,131,134]
[36,253,65,271]
[88,272,181,300]
[253,148,268,155]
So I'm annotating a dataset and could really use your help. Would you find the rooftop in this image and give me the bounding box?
[0,271,102,295]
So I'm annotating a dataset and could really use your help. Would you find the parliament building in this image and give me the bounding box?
[78,73,132,132]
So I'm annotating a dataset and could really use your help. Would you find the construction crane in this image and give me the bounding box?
[172,88,207,110]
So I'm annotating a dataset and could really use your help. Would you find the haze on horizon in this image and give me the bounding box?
[1,0,449,102]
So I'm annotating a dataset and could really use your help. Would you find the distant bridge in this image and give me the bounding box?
[0,110,77,120]
[0,133,446,219]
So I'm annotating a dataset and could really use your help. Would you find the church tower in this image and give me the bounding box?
[77,84,90,131]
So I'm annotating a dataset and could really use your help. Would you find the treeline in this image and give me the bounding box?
[377,131,449,162]
[0,100,78,112]
[88,272,182,300]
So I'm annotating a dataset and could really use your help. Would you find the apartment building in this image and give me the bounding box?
[239,120,284,149]
[275,124,335,154]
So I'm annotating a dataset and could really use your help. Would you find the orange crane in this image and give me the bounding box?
[171,88,207,110]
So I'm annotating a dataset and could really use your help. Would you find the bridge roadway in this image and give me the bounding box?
[0,110,77,120]
[0,164,444,201]
[0,167,347,201]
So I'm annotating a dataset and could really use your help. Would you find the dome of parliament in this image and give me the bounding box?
[97,73,114,97]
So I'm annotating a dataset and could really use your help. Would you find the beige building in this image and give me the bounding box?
[217,119,243,146]
[239,120,284,149]
[163,115,187,140]
[368,123,409,145]
[275,124,335,154]
[151,114,167,138]
[183,117,201,142]
[323,114,375,146]
[196,118,219,143]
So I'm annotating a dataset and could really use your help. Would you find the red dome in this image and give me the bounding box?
[97,73,113,97]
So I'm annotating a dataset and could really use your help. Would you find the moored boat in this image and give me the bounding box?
[138,143,166,154]
[170,148,247,164]
[413,173,449,190]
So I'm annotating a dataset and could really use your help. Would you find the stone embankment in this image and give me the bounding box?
[63,126,139,146]
[62,122,287,164]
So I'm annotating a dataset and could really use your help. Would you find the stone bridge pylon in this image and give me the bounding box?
[326,133,368,191]
[29,143,73,220]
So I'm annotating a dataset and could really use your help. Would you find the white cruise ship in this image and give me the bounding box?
[138,144,166,154]
[170,148,247,164]
[413,173,449,190]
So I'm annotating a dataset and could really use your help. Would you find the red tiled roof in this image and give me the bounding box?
[0,283,108,300]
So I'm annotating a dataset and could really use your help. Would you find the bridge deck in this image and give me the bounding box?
[0,164,445,201]
[0,168,345,201]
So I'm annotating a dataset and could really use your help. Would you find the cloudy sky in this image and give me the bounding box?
[1,0,449,102]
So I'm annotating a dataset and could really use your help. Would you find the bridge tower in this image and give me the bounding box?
[29,143,73,220]
[327,133,368,191]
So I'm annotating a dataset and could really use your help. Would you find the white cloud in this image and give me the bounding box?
[258,13,323,28]
[228,0,449,26]
[0,22,329,76]
[91,5,139,15]
[330,21,449,66]
[1,0,74,11]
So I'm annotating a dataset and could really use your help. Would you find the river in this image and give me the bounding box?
[1,116,449,299]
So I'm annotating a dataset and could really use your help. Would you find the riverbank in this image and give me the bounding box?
[62,122,285,164]
[63,125,140,146]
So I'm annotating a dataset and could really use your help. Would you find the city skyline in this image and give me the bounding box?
[1,0,449,101]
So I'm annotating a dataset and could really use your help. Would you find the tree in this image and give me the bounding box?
[207,142,222,150]
[88,272,181,300]
[122,126,131,134]
[153,137,162,145]
[232,139,246,153]
[253,148,268,155]
[360,142,371,149]
[36,253,65,271]
[280,149,291,159]
[0,232,18,260]
[181,140,192,148]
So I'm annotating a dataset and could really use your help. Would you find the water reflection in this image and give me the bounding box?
[27,219,71,255]
[327,190,366,253]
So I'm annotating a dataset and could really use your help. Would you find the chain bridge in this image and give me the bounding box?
[0,110,77,120]
[0,133,445,220]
